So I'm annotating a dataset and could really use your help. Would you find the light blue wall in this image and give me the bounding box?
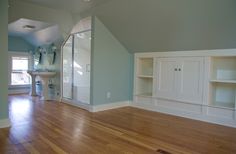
[91,17,133,105]
[0,0,9,119]
[8,36,34,52]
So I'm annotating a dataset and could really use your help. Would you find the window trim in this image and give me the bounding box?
[8,51,33,88]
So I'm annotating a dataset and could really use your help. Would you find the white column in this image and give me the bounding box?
[30,75,37,96]
[40,77,50,100]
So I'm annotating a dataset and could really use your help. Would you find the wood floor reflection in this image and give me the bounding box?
[0,94,236,153]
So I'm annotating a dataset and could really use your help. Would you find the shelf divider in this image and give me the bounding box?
[210,79,236,84]
[137,75,153,78]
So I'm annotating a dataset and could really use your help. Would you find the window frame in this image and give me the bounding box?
[8,51,33,88]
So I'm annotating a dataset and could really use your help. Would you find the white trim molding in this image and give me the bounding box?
[61,99,130,112]
[61,98,91,111]
[8,88,30,95]
[135,48,236,57]
[90,101,131,112]
[131,100,236,128]
[0,118,11,128]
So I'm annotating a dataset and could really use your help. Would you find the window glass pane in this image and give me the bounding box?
[11,71,30,85]
[11,56,30,85]
[12,57,28,71]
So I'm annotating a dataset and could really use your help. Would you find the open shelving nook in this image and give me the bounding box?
[209,83,236,109]
[209,56,236,109]
[135,57,153,97]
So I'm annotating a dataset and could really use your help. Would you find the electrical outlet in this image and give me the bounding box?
[107,92,111,99]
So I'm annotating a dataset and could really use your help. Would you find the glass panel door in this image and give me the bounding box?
[62,36,73,99]
[73,31,91,104]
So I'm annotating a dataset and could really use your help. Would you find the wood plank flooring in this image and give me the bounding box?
[0,95,236,153]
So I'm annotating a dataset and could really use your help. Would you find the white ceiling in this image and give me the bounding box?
[8,18,62,46]
[24,25,63,46]
[18,0,112,13]
[8,18,53,36]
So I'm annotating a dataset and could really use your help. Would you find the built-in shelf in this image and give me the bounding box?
[209,56,236,110]
[209,82,236,109]
[135,57,154,98]
[211,57,236,81]
[209,101,235,110]
[137,58,153,76]
[137,75,153,78]
[210,79,236,84]
[135,93,153,97]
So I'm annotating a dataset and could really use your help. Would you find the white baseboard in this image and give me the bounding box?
[0,118,11,128]
[90,101,130,112]
[61,98,130,113]
[61,98,91,111]
[8,88,30,95]
[131,101,236,128]
[48,95,61,102]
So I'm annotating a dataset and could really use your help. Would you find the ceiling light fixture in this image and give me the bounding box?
[23,25,36,30]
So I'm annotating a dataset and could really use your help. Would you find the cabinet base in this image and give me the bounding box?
[132,96,236,128]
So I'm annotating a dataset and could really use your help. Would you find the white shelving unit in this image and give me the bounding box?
[135,58,153,97]
[209,57,236,110]
[209,83,236,109]
[133,50,236,128]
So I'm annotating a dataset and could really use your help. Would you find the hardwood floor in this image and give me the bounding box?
[0,95,236,153]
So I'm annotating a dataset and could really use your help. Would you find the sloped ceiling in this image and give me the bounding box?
[88,0,236,52]
[18,0,111,14]
[24,25,63,46]
[8,0,110,47]
[8,18,62,46]
[8,18,53,36]
[9,0,236,53]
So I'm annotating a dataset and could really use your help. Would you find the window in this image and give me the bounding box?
[9,52,32,86]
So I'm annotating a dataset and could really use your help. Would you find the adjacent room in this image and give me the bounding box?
[0,0,236,153]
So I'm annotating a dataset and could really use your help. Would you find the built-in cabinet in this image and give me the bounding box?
[155,57,204,104]
[155,58,178,100]
[133,50,236,128]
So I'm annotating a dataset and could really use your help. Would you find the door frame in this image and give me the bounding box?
[60,30,92,102]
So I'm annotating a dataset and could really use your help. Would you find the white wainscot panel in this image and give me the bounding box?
[156,99,203,115]
[207,107,235,120]
[133,96,155,109]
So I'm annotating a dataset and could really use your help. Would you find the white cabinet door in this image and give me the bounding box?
[177,57,204,104]
[155,58,178,99]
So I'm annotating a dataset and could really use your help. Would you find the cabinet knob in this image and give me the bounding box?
[174,68,178,71]
[179,68,181,71]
